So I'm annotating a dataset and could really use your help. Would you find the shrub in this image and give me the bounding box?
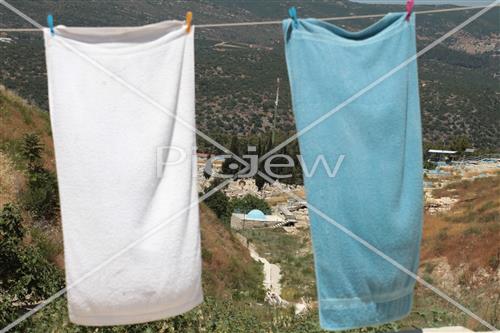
[479,211,499,224]
[230,194,271,215]
[10,244,63,298]
[477,201,498,214]
[0,203,24,243]
[0,204,64,328]
[21,170,59,222]
[19,134,59,222]
[0,204,25,285]
[203,179,232,225]
[463,227,481,236]
[423,160,436,170]
[437,228,448,241]
[0,289,17,327]
[20,133,43,172]
[488,253,500,270]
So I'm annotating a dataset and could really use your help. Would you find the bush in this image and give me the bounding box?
[479,211,499,224]
[20,133,43,172]
[203,179,232,225]
[21,169,59,222]
[19,133,59,222]
[0,204,24,280]
[0,203,24,243]
[0,204,64,328]
[0,289,17,327]
[488,253,500,270]
[437,228,448,241]
[423,160,436,170]
[230,194,271,215]
[463,227,481,236]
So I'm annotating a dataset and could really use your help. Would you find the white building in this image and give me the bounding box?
[230,209,284,230]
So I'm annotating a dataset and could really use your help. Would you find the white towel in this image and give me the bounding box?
[44,20,202,326]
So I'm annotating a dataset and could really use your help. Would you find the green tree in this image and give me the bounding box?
[20,133,59,222]
[21,133,43,172]
[203,179,231,225]
[450,135,471,154]
[221,135,242,176]
[230,194,271,215]
[22,171,59,221]
[255,137,267,190]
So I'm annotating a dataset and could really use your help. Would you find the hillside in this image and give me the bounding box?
[417,173,500,330]
[0,84,53,170]
[422,174,500,270]
[0,1,499,148]
[0,86,273,332]
[237,171,500,331]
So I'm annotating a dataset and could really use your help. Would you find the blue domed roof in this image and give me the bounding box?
[246,209,266,221]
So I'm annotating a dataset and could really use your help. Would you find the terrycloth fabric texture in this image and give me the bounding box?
[44,21,202,326]
[283,13,423,330]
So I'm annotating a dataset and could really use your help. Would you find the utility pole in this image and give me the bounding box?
[271,77,280,146]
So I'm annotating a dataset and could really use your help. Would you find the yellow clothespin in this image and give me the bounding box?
[186,11,193,33]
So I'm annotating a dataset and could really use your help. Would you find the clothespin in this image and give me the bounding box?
[405,0,415,21]
[288,7,298,28]
[47,14,54,36]
[186,11,193,33]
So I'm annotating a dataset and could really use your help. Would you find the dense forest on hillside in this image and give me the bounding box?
[1,0,499,149]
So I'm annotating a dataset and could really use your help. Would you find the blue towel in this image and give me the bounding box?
[283,12,423,330]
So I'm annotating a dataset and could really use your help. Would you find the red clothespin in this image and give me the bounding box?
[405,0,414,21]
[186,11,193,33]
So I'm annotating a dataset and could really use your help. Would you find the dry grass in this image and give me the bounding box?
[0,151,24,207]
[0,84,54,170]
[419,173,500,330]
[199,204,264,299]
[421,172,500,270]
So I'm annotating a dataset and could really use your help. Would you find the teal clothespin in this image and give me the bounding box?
[288,7,298,28]
[47,14,54,36]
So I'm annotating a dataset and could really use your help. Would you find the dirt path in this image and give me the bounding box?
[248,243,282,295]
[235,233,310,314]
[235,233,282,295]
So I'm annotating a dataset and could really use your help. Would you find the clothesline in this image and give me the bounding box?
[0,5,494,32]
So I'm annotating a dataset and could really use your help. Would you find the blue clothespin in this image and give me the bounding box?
[288,7,298,28]
[47,14,54,36]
